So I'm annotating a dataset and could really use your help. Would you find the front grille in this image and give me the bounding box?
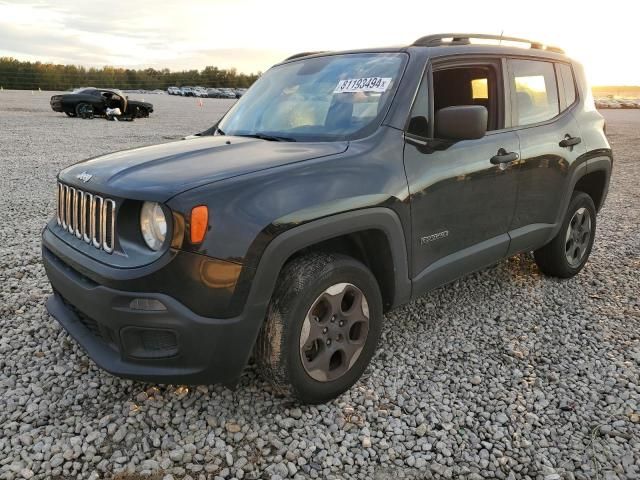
[57,292,118,349]
[56,182,116,253]
[58,293,102,339]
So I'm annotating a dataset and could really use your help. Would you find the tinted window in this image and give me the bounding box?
[558,63,577,107]
[511,59,559,126]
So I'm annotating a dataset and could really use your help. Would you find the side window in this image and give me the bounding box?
[557,63,577,107]
[406,62,502,138]
[510,59,559,126]
[433,65,501,132]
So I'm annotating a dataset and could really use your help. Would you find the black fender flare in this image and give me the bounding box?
[245,207,412,317]
[549,149,612,240]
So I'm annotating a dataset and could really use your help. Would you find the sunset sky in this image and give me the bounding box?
[0,0,637,85]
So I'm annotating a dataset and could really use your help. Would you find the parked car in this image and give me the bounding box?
[234,88,248,98]
[193,87,209,98]
[206,88,223,98]
[42,34,611,404]
[216,88,237,99]
[49,88,154,118]
[180,86,194,97]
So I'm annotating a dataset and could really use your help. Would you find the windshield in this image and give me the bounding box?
[218,53,407,142]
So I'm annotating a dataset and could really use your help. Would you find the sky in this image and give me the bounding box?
[0,0,638,85]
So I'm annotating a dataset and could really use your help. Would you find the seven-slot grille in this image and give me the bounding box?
[56,182,116,253]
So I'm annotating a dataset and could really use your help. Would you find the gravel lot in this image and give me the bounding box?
[0,90,638,480]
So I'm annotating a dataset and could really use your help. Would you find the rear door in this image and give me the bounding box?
[506,58,587,254]
[404,57,520,293]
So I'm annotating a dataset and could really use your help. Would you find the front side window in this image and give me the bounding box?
[407,62,502,138]
[511,59,559,126]
[218,53,407,142]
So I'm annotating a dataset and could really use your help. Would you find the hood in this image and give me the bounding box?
[59,136,348,201]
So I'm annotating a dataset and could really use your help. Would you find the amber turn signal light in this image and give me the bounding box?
[190,206,208,244]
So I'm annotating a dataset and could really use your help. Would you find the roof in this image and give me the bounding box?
[280,33,569,65]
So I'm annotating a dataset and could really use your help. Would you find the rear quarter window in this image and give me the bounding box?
[557,63,577,108]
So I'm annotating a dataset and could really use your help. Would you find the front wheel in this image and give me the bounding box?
[256,253,383,404]
[133,106,149,118]
[534,191,597,278]
[75,102,94,119]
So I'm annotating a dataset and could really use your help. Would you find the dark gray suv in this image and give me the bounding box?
[43,34,611,403]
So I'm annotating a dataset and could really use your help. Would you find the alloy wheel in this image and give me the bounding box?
[299,283,370,382]
[565,207,591,268]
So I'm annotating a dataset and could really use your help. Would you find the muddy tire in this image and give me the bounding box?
[256,253,383,404]
[534,191,596,278]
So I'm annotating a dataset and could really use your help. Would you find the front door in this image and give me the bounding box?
[403,58,519,294]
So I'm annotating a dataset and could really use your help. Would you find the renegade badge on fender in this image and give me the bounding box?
[43,34,611,404]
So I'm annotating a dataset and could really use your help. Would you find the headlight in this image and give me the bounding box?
[140,202,167,251]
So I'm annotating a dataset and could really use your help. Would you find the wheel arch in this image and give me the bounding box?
[581,152,612,212]
[550,150,611,235]
[246,208,412,316]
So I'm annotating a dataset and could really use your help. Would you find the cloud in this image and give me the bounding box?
[0,0,637,84]
[0,0,277,72]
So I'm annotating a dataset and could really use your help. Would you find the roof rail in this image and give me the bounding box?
[412,33,564,54]
[283,51,329,61]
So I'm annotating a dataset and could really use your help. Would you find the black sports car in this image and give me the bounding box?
[50,88,154,119]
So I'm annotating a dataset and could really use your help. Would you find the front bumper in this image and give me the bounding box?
[42,239,266,386]
[50,99,63,112]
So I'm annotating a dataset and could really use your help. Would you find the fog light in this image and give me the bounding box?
[129,298,166,311]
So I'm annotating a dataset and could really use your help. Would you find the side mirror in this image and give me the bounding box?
[435,105,487,141]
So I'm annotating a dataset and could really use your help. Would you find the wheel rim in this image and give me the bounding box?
[565,207,591,268]
[299,283,369,382]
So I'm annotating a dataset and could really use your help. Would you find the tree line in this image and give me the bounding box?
[0,57,261,91]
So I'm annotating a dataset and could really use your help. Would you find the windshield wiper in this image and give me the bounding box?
[236,132,296,142]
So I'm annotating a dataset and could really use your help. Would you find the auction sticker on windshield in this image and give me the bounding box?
[334,77,392,94]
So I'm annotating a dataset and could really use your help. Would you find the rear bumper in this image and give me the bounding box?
[43,242,266,386]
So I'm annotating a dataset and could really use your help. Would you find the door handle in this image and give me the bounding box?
[559,135,582,148]
[490,149,519,164]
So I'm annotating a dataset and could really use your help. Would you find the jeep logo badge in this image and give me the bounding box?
[76,171,93,182]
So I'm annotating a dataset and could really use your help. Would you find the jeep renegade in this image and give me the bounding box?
[42,34,612,403]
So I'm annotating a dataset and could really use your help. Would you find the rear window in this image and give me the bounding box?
[510,59,559,126]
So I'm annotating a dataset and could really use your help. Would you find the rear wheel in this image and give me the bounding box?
[256,253,383,404]
[534,191,596,278]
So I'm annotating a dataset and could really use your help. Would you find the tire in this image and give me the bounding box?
[134,106,149,118]
[256,252,383,404]
[534,191,596,278]
[75,102,93,119]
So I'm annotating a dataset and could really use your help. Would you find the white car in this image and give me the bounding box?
[193,87,208,98]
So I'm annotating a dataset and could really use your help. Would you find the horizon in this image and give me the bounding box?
[0,0,639,86]
[2,55,640,89]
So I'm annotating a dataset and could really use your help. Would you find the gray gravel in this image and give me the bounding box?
[1,90,639,480]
